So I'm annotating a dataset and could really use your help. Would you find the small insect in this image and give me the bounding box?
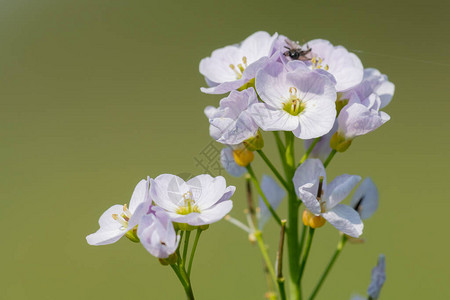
[283,39,312,61]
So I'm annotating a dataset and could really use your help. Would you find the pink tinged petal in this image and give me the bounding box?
[240,31,278,63]
[201,79,247,94]
[220,148,246,177]
[368,254,386,300]
[150,175,190,212]
[350,295,367,300]
[255,61,289,109]
[324,174,361,209]
[199,45,243,84]
[338,102,390,139]
[298,187,321,215]
[258,175,286,229]
[350,178,379,220]
[293,158,327,197]
[129,178,150,212]
[217,185,236,204]
[249,103,299,131]
[179,200,233,226]
[86,205,126,245]
[187,175,227,209]
[322,204,363,238]
[127,201,151,229]
[364,68,395,109]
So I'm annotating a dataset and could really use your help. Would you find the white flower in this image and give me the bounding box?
[137,206,180,259]
[200,31,278,94]
[258,175,286,230]
[368,254,386,299]
[350,178,379,220]
[86,178,151,245]
[293,159,363,237]
[249,61,337,139]
[150,174,235,226]
[204,88,259,145]
[305,39,364,91]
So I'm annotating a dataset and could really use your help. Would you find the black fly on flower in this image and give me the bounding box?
[283,38,312,61]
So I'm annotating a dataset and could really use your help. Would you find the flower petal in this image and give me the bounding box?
[187,175,227,209]
[129,178,150,212]
[350,178,379,220]
[220,147,246,177]
[324,174,361,209]
[293,158,327,199]
[150,174,190,212]
[249,103,299,131]
[323,204,363,237]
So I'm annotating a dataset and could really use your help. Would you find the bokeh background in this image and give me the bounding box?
[1,0,449,299]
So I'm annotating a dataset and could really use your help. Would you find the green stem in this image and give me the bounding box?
[187,229,202,276]
[299,137,320,166]
[170,264,195,300]
[284,132,301,300]
[297,223,307,263]
[255,230,277,289]
[246,165,282,226]
[298,227,315,285]
[309,235,347,300]
[323,149,337,168]
[257,150,289,190]
[276,220,287,300]
[182,231,191,268]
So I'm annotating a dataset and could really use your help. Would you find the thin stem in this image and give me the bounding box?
[323,149,337,168]
[257,149,289,190]
[274,132,289,176]
[298,228,315,285]
[187,229,202,276]
[276,220,287,300]
[170,264,195,300]
[308,235,348,300]
[246,165,282,226]
[246,175,257,226]
[299,137,320,166]
[182,231,191,268]
[255,230,277,288]
[225,215,251,232]
[297,223,307,263]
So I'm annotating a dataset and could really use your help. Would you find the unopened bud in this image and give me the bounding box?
[233,148,254,167]
[302,209,326,228]
[243,130,264,151]
[330,131,352,152]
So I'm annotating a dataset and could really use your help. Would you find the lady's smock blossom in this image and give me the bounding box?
[150,174,235,226]
[249,61,337,139]
[137,206,180,259]
[200,31,278,94]
[204,88,259,146]
[293,159,363,237]
[86,178,151,245]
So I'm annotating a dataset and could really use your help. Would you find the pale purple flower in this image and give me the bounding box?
[293,159,363,237]
[199,31,278,94]
[258,175,286,229]
[220,147,246,177]
[305,39,364,91]
[204,88,259,145]
[337,93,390,140]
[137,206,180,259]
[249,61,337,139]
[86,178,151,245]
[150,174,235,226]
[368,254,386,299]
[350,178,379,220]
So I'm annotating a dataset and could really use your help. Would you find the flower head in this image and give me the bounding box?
[150,174,235,226]
[200,31,278,94]
[86,178,151,245]
[293,159,363,237]
[204,88,259,145]
[137,206,180,259]
[249,61,337,139]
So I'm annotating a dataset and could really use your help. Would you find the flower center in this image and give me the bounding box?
[229,56,248,80]
[283,87,305,116]
[176,191,200,215]
[112,204,132,230]
[311,56,329,71]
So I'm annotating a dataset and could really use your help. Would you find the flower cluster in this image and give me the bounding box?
[87,175,235,259]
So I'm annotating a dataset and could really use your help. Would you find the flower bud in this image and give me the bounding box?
[233,148,254,167]
[302,209,326,228]
[330,131,352,152]
[243,130,264,151]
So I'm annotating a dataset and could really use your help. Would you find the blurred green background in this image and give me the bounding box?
[1,0,449,299]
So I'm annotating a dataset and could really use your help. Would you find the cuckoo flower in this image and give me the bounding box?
[220,147,246,177]
[249,61,337,139]
[204,88,259,145]
[258,175,286,230]
[368,254,386,299]
[293,159,363,237]
[137,206,180,259]
[305,39,364,91]
[350,177,379,220]
[200,31,278,94]
[150,174,235,227]
[86,178,151,245]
